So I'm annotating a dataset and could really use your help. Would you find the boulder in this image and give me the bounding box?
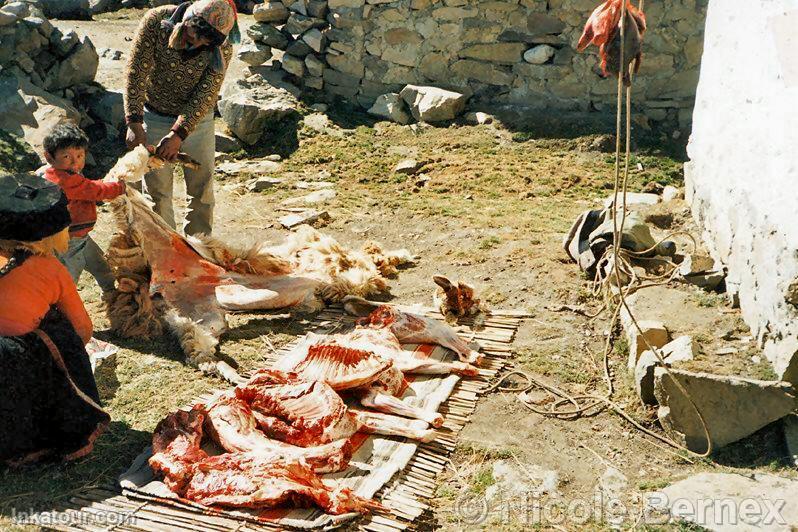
[0,73,37,136]
[237,42,272,66]
[399,85,467,123]
[247,23,289,49]
[87,89,124,130]
[645,472,798,531]
[217,75,299,145]
[44,36,98,90]
[39,0,91,20]
[368,93,412,125]
[253,1,290,23]
[523,44,556,64]
[22,92,82,155]
[654,367,797,453]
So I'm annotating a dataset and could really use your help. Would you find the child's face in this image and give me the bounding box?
[45,146,86,174]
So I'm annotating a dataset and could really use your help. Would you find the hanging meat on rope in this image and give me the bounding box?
[577,0,647,86]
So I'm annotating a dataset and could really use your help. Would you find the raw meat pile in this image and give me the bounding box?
[149,302,484,515]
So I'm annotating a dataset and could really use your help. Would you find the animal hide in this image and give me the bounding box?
[103,147,415,379]
[577,0,647,86]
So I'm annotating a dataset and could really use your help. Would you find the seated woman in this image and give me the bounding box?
[0,173,109,466]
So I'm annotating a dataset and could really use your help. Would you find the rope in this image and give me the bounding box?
[484,0,714,459]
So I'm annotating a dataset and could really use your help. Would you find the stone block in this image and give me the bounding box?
[215,132,241,154]
[654,367,797,453]
[237,42,273,66]
[247,23,289,49]
[368,93,412,124]
[253,2,290,23]
[305,76,323,89]
[328,0,365,9]
[284,14,325,35]
[451,60,513,86]
[432,6,477,20]
[304,54,324,77]
[218,76,300,145]
[307,0,328,18]
[327,52,365,77]
[322,68,361,87]
[678,254,716,276]
[460,43,526,64]
[326,83,359,97]
[400,84,467,123]
[282,53,306,76]
[285,38,312,57]
[626,320,669,370]
[302,28,326,52]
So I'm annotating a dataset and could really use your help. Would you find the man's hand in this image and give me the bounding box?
[155,132,182,162]
[126,123,147,149]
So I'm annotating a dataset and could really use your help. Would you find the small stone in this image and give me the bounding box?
[678,254,715,276]
[603,192,660,209]
[279,209,331,228]
[626,320,669,370]
[662,185,682,201]
[635,336,697,405]
[465,111,493,125]
[309,103,328,113]
[714,347,739,356]
[247,177,283,192]
[393,158,423,175]
[682,270,725,291]
[282,188,336,205]
[253,2,290,23]
[265,154,282,162]
[523,44,555,64]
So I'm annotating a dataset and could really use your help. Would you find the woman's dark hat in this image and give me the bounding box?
[0,173,70,242]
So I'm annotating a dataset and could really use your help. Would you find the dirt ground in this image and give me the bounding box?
[0,11,795,532]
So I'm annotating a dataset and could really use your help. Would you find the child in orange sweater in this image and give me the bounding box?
[42,123,126,293]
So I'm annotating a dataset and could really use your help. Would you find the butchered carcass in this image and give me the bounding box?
[185,453,383,515]
[203,393,353,473]
[275,333,446,427]
[343,296,483,365]
[102,147,414,381]
[236,369,436,443]
[149,405,382,515]
[149,406,209,493]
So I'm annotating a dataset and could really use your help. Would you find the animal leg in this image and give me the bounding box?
[359,389,444,428]
[352,410,436,442]
[392,358,480,378]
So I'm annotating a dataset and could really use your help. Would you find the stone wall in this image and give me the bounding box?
[248,0,707,130]
[685,0,798,384]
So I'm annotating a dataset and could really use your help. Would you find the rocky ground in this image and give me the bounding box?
[0,8,796,532]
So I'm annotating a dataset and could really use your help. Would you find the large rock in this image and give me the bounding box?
[654,367,797,453]
[0,129,41,173]
[626,320,669,370]
[0,73,37,136]
[459,43,526,64]
[247,23,289,49]
[87,89,124,130]
[40,0,91,20]
[368,93,411,125]
[635,336,697,405]
[237,42,272,66]
[217,75,299,145]
[645,472,798,531]
[44,36,98,90]
[253,1,290,23]
[399,85,466,123]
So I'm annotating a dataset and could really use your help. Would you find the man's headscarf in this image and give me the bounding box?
[162,0,241,72]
